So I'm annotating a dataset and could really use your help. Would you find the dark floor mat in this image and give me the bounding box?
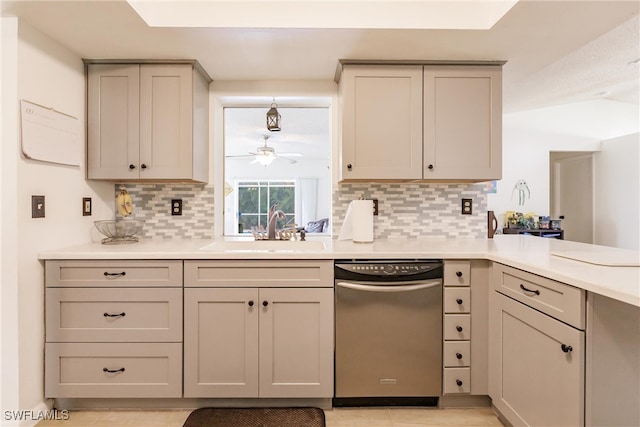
[182,407,326,427]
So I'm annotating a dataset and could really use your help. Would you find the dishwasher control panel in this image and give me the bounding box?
[335,260,443,281]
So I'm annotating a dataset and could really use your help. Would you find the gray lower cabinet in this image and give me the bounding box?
[489,263,585,426]
[183,260,334,399]
[44,260,183,398]
[442,260,490,398]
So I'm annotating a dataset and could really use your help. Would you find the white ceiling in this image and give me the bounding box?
[126,0,518,29]
[2,0,638,114]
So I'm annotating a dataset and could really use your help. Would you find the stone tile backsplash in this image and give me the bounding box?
[116,184,214,239]
[332,183,488,238]
[119,182,487,239]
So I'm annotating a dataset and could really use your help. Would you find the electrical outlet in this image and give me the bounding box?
[372,199,379,216]
[32,195,45,218]
[82,197,92,216]
[171,199,183,216]
[461,198,473,215]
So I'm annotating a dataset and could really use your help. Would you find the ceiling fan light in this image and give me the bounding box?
[255,152,276,166]
[266,103,281,132]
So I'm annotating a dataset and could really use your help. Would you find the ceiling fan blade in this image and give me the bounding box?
[277,156,298,164]
[277,152,303,157]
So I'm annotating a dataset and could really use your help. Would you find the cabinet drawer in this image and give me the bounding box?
[444,314,471,340]
[184,260,333,287]
[444,288,470,313]
[492,263,585,329]
[444,341,471,367]
[45,260,183,287]
[443,368,471,394]
[46,288,182,342]
[444,260,470,286]
[45,343,182,398]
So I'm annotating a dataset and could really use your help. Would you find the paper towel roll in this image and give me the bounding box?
[351,199,374,243]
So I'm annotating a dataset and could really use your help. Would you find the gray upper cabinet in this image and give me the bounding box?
[87,62,210,182]
[423,66,502,181]
[340,65,424,180]
[338,62,503,182]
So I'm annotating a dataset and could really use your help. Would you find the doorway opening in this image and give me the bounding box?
[549,152,594,244]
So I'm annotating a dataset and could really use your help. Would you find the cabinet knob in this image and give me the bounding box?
[248,300,254,307]
[456,271,463,278]
[129,164,136,170]
[561,344,573,353]
[456,352,463,360]
[347,164,352,171]
[262,301,269,307]
[456,325,463,332]
[456,379,463,387]
[427,164,434,170]
[140,164,147,170]
[456,298,463,305]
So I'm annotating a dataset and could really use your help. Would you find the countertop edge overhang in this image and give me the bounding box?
[38,235,640,308]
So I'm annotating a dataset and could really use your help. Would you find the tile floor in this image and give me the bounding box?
[36,407,503,427]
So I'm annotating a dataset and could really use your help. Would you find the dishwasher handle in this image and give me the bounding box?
[336,279,441,293]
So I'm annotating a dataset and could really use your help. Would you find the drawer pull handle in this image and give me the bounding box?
[456,298,463,305]
[248,300,254,307]
[520,284,540,295]
[455,271,463,278]
[103,312,126,318]
[456,352,463,359]
[456,325,463,332]
[561,344,573,353]
[456,379,463,387]
[103,367,125,374]
[104,271,126,278]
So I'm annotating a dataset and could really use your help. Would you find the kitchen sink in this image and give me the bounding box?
[200,240,327,252]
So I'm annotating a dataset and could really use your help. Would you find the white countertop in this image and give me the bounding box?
[39,235,640,308]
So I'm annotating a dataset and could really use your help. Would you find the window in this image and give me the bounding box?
[237,180,295,233]
[223,104,331,236]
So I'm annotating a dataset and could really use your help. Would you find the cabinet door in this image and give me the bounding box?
[340,65,423,180]
[258,288,334,398]
[139,64,193,179]
[424,66,502,180]
[489,291,584,426]
[87,64,140,179]
[183,288,259,398]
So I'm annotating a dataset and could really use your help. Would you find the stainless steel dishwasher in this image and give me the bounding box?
[334,260,443,406]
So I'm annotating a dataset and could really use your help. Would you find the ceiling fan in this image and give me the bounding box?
[226,135,302,166]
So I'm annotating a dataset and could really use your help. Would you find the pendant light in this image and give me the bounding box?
[266,100,281,132]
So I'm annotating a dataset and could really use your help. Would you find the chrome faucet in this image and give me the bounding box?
[267,202,285,239]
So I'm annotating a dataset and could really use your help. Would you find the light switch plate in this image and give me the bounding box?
[82,197,92,216]
[32,195,45,218]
